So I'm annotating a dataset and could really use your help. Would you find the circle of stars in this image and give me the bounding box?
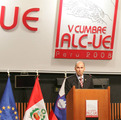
[0,106,18,120]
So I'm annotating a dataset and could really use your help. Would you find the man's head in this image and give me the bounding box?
[75,61,85,77]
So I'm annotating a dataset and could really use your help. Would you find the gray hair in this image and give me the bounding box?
[75,61,85,67]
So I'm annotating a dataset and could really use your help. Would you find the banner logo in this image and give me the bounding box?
[55,0,119,60]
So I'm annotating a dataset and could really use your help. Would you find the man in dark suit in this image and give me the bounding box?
[65,61,93,97]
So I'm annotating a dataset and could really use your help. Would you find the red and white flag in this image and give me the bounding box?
[23,77,48,120]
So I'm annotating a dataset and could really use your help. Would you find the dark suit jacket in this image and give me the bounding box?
[65,74,93,97]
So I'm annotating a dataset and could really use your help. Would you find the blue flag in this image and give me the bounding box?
[0,77,19,120]
[49,78,66,120]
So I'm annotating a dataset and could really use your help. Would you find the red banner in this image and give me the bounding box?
[55,49,112,59]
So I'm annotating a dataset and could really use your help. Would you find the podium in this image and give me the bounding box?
[66,86,111,120]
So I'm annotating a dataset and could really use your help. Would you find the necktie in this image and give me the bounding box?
[80,78,83,88]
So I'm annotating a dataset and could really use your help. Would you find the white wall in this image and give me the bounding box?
[0,0,121,74]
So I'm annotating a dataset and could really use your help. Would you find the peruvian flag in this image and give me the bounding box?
[23,77,48,120]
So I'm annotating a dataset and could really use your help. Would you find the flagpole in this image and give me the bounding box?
[64,71,67,78]
[36,70,39,77]
[7,69,10,77]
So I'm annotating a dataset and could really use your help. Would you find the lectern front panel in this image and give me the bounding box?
[66,86,110,120]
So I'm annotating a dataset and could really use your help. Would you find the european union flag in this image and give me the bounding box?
[0,77,19,120]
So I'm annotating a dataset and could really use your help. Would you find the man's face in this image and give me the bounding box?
[75,62,85,76]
